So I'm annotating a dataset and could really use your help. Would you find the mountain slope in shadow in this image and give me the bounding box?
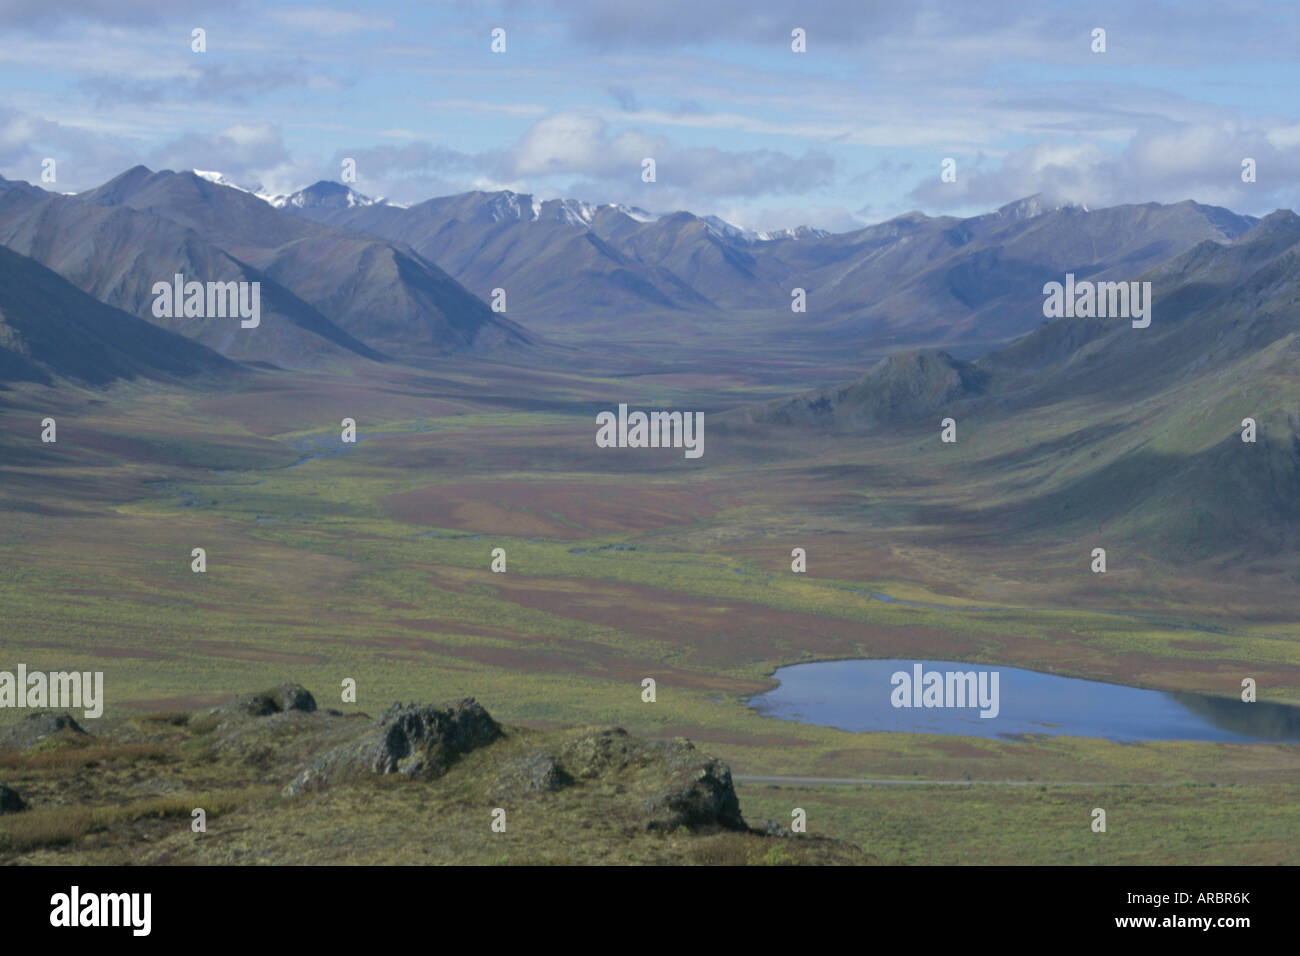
[0,244,234,386]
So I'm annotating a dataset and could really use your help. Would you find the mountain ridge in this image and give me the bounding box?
[0,243,235,386]
[75,167,533,357]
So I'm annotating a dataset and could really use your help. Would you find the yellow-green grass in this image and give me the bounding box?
[2,361,1298,864]
[737,781,1297,865]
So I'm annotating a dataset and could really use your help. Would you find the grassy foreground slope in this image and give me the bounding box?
[0,687,868,865]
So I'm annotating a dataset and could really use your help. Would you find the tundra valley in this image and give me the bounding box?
[0,164,1297,865]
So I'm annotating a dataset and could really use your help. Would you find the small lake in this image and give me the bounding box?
[750,659,1300,743]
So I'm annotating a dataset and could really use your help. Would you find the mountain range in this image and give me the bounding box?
[0,168,531,370]
[727,209,1300,559]
[0,165,1283,390]
[277,179,1255,353]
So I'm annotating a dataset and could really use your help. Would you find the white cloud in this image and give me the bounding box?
[509,113,663,178]
[268,7,396,36]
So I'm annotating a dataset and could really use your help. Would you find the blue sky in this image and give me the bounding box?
[2,0,1299,233]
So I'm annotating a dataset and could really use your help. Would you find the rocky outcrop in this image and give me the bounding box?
[558,727,643,779]
[285,698,501,796]
[502,727,747,833]
[275,696,748,833]
[0,681,868,864]
[0,712,87,750]
[232,683,317,717]
[640,753,745,833]
[493,749,572,794]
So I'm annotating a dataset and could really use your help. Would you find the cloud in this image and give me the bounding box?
[316,142,484,202]
[489,0,1300,68]
[496,0,915,50]
[507,113,664,178]
[607,86,640,112]
[909,119,1300,214]
[5,0,1300,227]
[500,112,833,198]
[78,60,341,108]
[719,202,866,234]
[145,122,297,190]
[664,147,834,197]
[267,8,396,36]
[330,142,478,177]
[0,0,238,29]
[0,105,137,190]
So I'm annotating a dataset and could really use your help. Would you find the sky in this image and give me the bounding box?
[2,0,1299,234]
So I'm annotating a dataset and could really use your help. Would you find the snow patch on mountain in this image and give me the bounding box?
[478,191,657,226]
[556,198,595,226]
[700,214,829,243]
[191,170,260,195]
[262,181,389,210]
[483,191,541,222]
[757,224,832,241]
[607,203,656,223]
[990,194,1086,223]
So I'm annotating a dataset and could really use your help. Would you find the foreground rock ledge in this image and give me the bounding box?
[282,698,748,833]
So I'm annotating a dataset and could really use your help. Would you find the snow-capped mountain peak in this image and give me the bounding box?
[263,180,384,210]
[481,190,540,222]
[472,191,663,226]
[191,169,260,195]
[991,194,1088,223]
[605,203,657,223]
[699,214,828,243]
[756,224,832,241]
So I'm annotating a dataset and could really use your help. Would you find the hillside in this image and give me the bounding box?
[726,349,990,429]
[0,189,383,368]
[0,244,233,386]
[732,211,1300,563]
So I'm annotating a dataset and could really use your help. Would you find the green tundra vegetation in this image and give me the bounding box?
[0,347,1297,865]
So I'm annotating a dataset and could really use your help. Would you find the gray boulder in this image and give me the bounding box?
[641,751,746,833]
[558,728,747,832]
[557,727,644,778]
[285,698,501,796]
[232,683,317,717]
[493,749,572,795]
[0,784,27,814]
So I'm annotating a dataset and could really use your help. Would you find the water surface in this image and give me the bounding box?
[750,659,1300,742]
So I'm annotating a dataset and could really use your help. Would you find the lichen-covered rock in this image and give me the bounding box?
[277,700,746,833]
[363,699,502,776]
[232,683,317,717]
[284,698,501,797]
[641,754,746,832]
[0,783,28,814]
[493,749,572,796]
[558,727,647,779]
[553,729,747,832]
